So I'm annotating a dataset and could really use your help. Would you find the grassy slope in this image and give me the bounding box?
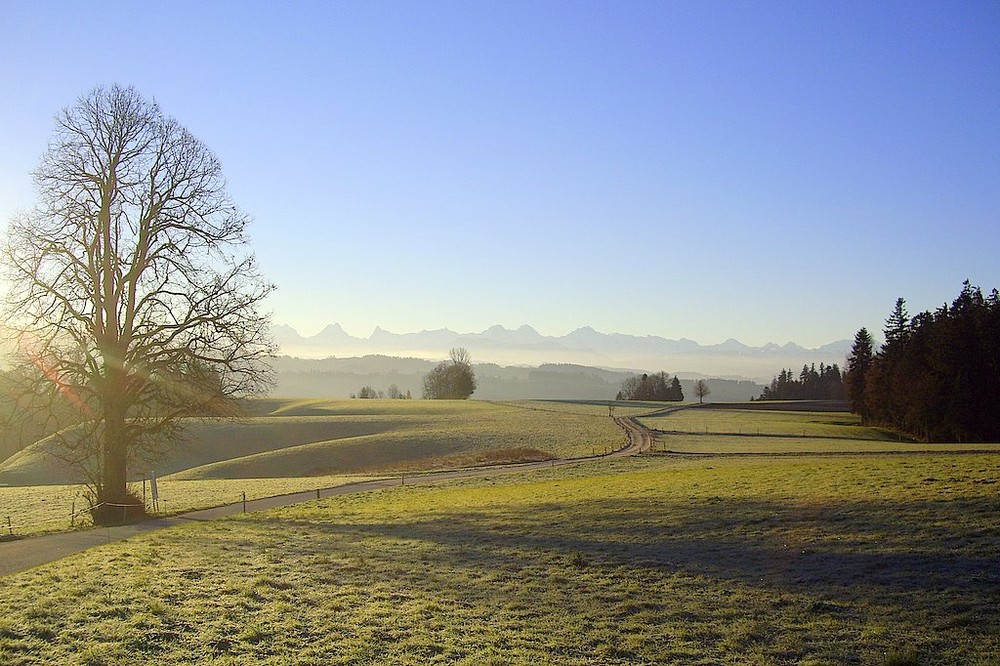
[0,400,624,534]
[1,455,998,664]
[642,406,1000,453]
[0,399,624,486]
[641,408,882,438]
[173,402,622,480]
[0,417,397,486]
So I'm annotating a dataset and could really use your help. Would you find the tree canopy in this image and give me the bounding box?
[844,328,874,421]
[851,282,1000,442]
[423,348,477,400]
[616,372,683,401]
[1,85,274,522]
[758,363,845,401]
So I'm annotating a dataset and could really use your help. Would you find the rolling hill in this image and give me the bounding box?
[0,399,625,486]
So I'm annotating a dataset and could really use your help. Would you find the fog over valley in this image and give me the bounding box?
[271,323,852,392]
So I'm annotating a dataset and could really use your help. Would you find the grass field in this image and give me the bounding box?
[0,399,625,534]
[2,400,998,663]
[170,400,624,480]
[0,399,626,487]
[0,475,375,537]
[641,407,884,439]
[642,405,1000,454]
[1,454,997,664]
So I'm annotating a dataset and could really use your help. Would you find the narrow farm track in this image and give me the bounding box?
[612,416,656,454]
[1,415,644,577]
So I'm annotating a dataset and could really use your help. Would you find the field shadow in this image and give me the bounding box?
[256,494,1000,617]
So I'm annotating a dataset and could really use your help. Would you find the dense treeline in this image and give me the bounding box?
[758,364,845,401]
[846,282,1000,442]
[616,372,684,401]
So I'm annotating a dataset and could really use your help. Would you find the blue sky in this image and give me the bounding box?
[2,1,998,347]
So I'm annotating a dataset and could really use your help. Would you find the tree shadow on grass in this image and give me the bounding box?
[253,494,1000,615]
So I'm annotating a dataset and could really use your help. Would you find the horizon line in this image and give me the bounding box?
[271,321,854,350]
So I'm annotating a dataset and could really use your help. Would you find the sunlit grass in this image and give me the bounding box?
[648,433,1000,454]
[262,397,493,417]
[0,399,626,486]
[641,407,883,438]
[1,455,997,663]
[503,400,674,418]
[0,484,85,536]
[0,475,375,536]
[170,401,623,480]
[0,399,626,535]
[643,405,1000,454]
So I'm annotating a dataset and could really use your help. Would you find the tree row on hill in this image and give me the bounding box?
[845,282,1000,442]
[352,385,412,399]
[616,372,684,401]
[758,363,845,401]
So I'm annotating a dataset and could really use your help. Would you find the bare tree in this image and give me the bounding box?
[2,85,275,523]
[693,379,711,404]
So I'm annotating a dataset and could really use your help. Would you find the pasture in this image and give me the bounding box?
[0,475,373,537]
[1,399,997,664]
[0,453,997,664]
[0,399,625,535]
[0,399,624,485]
[641,404,1000,454]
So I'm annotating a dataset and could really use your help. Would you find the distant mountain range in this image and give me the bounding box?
[269,356,765,402]
[271,324,852,383]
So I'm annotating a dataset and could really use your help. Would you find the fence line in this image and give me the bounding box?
[2,478,373,538]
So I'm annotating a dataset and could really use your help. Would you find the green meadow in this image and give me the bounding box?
[0,475,373,537]
[641,407,882,439]
[1,400,998,664]
[0,399,625,535]
[1,454,997,664]
[1,399,624,484]
[641,405,1000,454]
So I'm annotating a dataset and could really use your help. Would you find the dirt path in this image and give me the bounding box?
[0,419,654,577]
[613,416,656,453]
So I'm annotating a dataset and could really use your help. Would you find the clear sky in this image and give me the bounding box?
[2,1,998,348]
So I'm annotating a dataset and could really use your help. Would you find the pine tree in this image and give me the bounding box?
[861,283,1000,441]
[669,376,684,401]
[845,328,874,422]
[884,297,910,348]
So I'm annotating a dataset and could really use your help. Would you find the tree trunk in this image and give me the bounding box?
[102,398,128,506]
[96,363,130,524]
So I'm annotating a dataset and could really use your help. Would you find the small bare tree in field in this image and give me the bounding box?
[2,85,275,523]
[693,379,711,404]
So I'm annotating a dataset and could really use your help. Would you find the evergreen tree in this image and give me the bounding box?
[669,376,684,401]
[857,283,1000,442]
[759,363,845,401]
[884,297,910,347]
[845,328,874,422]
